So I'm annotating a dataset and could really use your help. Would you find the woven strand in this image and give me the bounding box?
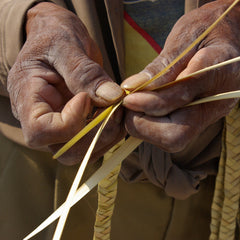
[93,140,125,240]
[210,104,240,240]
[209,125,227,239]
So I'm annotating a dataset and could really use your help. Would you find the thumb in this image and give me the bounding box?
[121,55,182,92]
[52,47,124,107]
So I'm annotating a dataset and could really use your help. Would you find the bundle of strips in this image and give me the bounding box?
[23,1,240,240]
[93,162,121,240]
[93,140,125,240]
[210,104,240,240]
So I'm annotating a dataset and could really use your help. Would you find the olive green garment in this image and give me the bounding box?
[0,0,217,239]
[0,132,215,240]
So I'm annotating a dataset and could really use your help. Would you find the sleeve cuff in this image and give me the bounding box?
[3,1,49,70]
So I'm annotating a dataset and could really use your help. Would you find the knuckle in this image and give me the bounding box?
[144,104,167,117]
[124,112,142,138]
[70,60,106,92]
[145,56,169,77]
[161,127,190,153]
[125,111,192,153]
[79,61,103,82]
[125,125,139,139]
[162,139,187,153]
[178,84,193,102]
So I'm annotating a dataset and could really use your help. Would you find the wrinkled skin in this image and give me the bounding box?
[7,0,240,166]
[122,0,240,153]
[7,2,125,165]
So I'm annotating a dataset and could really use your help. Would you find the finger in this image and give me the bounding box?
[124,99,230,153]
[122,84,194,117]
[25,3,124,107]
[123,44,238,116]
[121,0,235,93]
[125,107,201,153]
[54,52,123,106]
[121,56,172,92]
[42,32,124,107]
[19,78,92,147]
[121,49,207,116]
[49,108,126,165]
[121,7,207,92]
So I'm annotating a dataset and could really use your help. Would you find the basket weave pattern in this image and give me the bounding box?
[210,103,240,240]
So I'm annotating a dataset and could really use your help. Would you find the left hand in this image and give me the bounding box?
[121,0,240,153]
[7,2,125,165]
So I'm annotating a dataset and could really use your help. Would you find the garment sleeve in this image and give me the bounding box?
[0,0,65,97]
[120,119,223,200]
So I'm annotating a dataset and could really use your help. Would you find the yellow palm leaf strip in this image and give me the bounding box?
[52,102,122,240]
[93,164,121,240]
[53,0,239,160]
[53,105,114,159]
[23,87,240,240]
[186,90,240,106]
[91,54,240,240]
[153,56,240,91]
[209,124,227,240]
[23,83,240,240]
[93,140,125,240]
[131,0,240,93]
[91,55,240,240]
[23,137,142,240]
[210,104,240,240]
[24,2,240,239]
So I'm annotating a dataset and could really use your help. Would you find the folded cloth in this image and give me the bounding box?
[120,119,223,199]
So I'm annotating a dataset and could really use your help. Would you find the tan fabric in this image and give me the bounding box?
[185,0,199,12]
[0,0,57,143]
[0,0,223,239]
[0,132,99,240]
[0,132,216,240]
[185,0,213,12]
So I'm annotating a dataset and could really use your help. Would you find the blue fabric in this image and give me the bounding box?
[124,0,185,48]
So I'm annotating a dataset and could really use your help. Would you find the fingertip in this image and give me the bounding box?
[121,72,151,91]
[74,92,92,118]
[62,92,91,124]
[96,81,124,103]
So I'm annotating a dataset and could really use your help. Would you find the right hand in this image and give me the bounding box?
[7,2,125,165]
[121,0,240,153]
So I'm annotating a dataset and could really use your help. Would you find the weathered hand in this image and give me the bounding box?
[122,0,240,153]
[7,2,125,165]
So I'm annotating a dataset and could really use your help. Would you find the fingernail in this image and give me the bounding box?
[121,72,151,91]
[96,81,124,102]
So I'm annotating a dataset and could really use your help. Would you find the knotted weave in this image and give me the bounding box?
[93,141,124,240]
[210,103,240,240]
